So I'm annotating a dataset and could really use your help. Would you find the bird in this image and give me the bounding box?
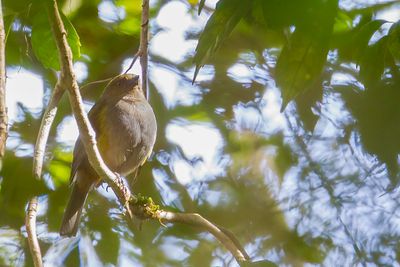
[59,74,157,237]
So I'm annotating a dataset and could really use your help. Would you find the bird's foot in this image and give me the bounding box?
[114,172,127,193]
[113,172,133,217]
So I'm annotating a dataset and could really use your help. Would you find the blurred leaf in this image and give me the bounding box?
[186,240,214,266]
[198,0,206,15]
[47,149,72,187]
[340,81,400,186]
[272,135,298,179]
[9,104,41,144]
[387,20,400,61]
[117,17,141,35]
[193,0,252,82]
[0,153,48,227]
[359,36,387,86]
[31,12,81,70]
[173,106,212,122]
[47,185,70,231]
[93,220,120,264]
[275,0,338,109]
[283,233,324,263]
[259,0,316,29]
[352,19,388,64]
[294,74,324,132]
[116,0,142,14]
[333,11,353,34]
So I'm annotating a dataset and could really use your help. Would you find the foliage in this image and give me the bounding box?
[0,0,400,266]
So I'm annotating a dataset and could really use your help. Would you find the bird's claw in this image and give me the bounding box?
[113,172,130,202]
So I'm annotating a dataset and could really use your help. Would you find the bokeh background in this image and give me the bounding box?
[1,0,400,266]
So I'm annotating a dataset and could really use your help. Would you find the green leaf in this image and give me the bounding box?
[352,19,388,64]
[31,12,81,70]
[276,0,338,110]
[198,0,206,15]
[387,20,400,61]
[117,17,141,35]
[193,0,252,82]
[359,36,387,86]
[333,11,353,34]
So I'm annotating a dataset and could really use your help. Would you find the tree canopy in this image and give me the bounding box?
[0,0,400,266]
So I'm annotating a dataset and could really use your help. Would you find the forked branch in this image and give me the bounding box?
[26,1,251,265]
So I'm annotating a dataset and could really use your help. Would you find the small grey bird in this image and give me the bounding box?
[60,74,157,236]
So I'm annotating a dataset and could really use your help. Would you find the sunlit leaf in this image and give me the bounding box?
[333,11,353,33]
[117,17,141,35]
[47,149,72,186]
[31,12,81,70]
[116,0,142,14]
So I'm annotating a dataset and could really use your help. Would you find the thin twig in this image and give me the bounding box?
[79,77,113,90]
[0,0,8,159]
[25,197,43,267]
[123,51,140,75]
[124,0,149,98]
[33,82,64,179]
[156,211,249,263]
[130,199,249,264]
[139,0,149,98]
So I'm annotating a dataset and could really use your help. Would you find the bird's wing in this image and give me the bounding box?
[69,99,107,184]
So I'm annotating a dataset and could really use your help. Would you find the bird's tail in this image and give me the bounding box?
[60,183,89,237]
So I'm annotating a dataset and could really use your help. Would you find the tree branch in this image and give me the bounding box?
[130,198,249,263]
[46,0,134,213]
[139,0,149,98]
[25,197,43,267]
[46,1,250,265]
[157,211,249,263]
[0,0,8,159]
[33,82,64,179]
[124,0,149,98]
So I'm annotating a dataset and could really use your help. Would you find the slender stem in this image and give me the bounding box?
[156,211,249,263]
[25,197,43,267]
[0,0,8,159]
[33,82,64,179]
[139,0,149,98]
[122,0,149,98]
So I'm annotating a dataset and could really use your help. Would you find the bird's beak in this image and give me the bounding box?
[121,74,140,87]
